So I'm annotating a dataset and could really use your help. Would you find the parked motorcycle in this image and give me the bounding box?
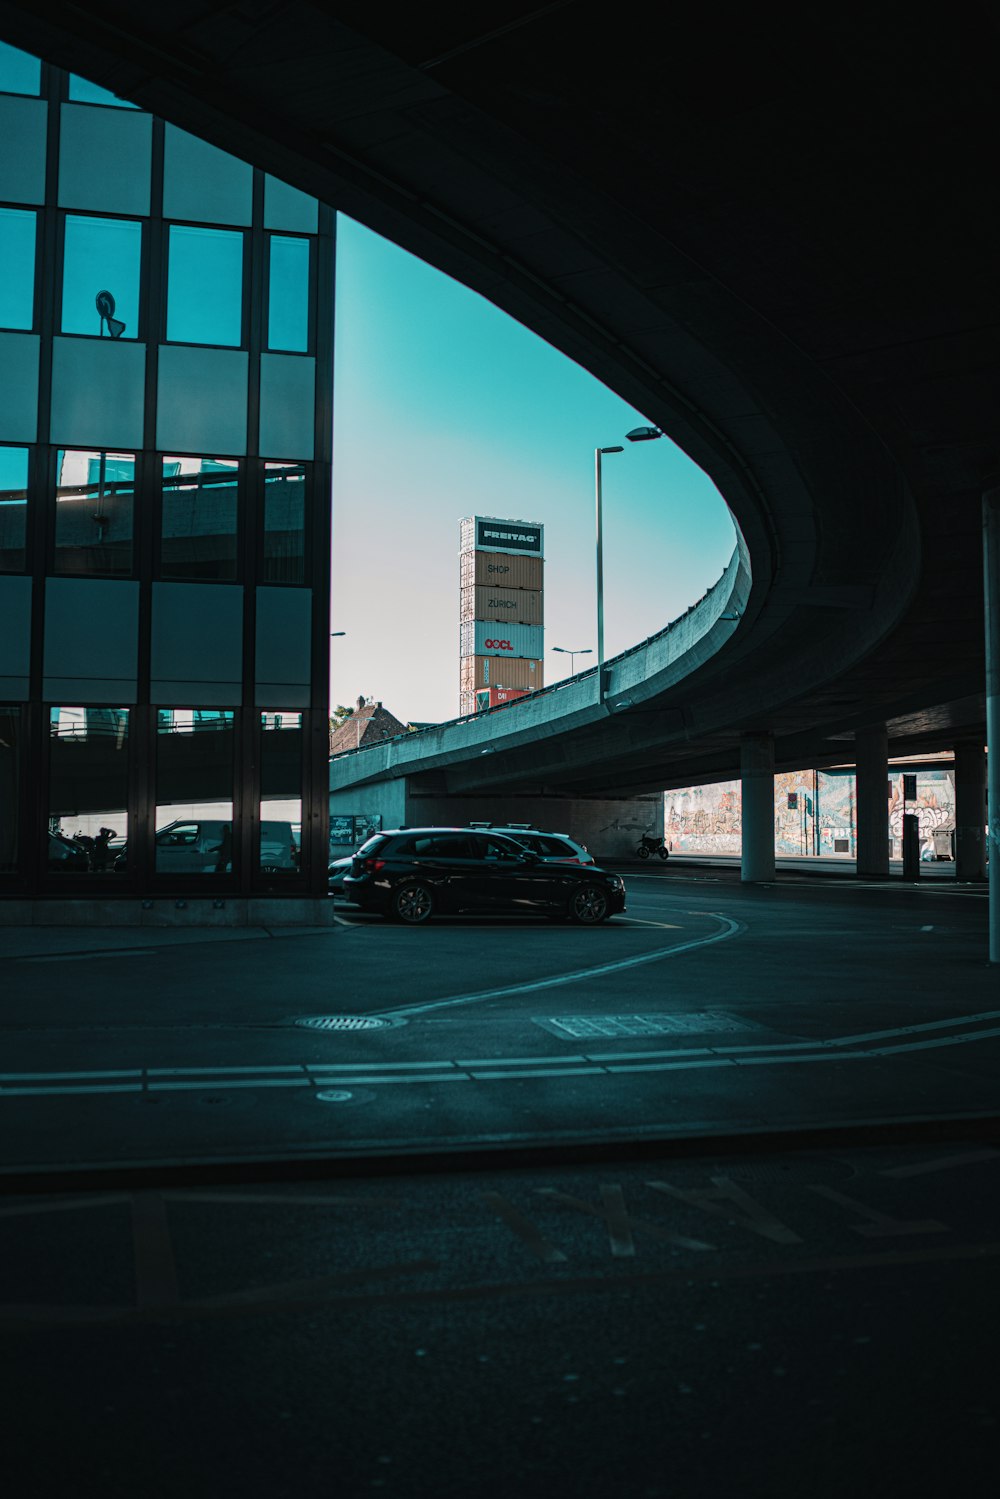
[636,834,670,860]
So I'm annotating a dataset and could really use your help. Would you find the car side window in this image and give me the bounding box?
[537,836,571,856]
[158,824,198,846]
[479,835,522,862]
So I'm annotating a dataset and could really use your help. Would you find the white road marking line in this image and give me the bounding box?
[455,1055,590,1067]
[378,914,744,1018]
[833,1011,1000,1046]
[0,1069,142,1080]
[469,1067,603,1081]
[307,1060,459,1071]
[868,1025,1000,1055]
[147,1065,306,1076]
[148,1078,312,1092]
[0,1083,142,1096]
[2,1003,1000,1098]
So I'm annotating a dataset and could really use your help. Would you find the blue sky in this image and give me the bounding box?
[332,216,736,724]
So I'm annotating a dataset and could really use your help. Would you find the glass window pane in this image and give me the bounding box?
[68,75,139,108]
[55,449,134,576]
[0,705,19,870]
[260,711,302,878]
[268,236,309,352]
[167,225,243,346]
[0,446,28,571]
[48,708,129,877]
[163,127,252,227]
[0,208,35,330]
[161,456,239,581]
[155,709,235,876]
[62,215,141,338]
[0,41,40,96]
[262,461,305,583]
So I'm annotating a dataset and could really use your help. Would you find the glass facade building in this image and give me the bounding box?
[0,41,334,898]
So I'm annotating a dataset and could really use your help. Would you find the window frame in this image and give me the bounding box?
[163,219,250,350]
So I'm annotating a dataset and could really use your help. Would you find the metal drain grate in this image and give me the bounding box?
[295,1014,394,1031]
[538,1013,764,1040]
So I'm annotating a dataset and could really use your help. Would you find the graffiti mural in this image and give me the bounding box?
[663,765,955,860]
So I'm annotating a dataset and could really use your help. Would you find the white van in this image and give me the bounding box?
[154,819,297,873]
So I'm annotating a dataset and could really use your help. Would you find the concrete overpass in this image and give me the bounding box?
[2,4,996,901]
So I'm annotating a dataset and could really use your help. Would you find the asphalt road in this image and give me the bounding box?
[0,872,995,1173]
[3,874,998,1497]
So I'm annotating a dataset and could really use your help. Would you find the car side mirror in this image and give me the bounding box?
[519,850,538,864]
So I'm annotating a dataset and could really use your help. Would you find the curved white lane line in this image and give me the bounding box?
[378,913,745,1019]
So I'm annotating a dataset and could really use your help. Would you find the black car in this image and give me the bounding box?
[342,827,626,925]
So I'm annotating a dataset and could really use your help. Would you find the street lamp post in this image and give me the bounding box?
[553,645,592,676]
[595,445,623,698]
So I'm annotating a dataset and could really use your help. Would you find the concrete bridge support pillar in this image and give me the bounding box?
[954,739,987,882]
[985,487,1000,963]
[856,724,889,879]
[740,733,775,883]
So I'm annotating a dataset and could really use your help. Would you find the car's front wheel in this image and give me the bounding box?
[391,880,434,925]
[567,884,610,924]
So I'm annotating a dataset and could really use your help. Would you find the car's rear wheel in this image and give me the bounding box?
[567,884,610,924]
[391,880,434,925]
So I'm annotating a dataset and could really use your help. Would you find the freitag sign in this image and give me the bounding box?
[474,515,543,557]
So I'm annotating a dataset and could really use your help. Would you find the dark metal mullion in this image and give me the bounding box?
[304,202,336,897]
[25,64,63,894]
[239,171,266,894]
[132,114,166,894]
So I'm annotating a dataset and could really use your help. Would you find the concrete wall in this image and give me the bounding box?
[329,777,662,861]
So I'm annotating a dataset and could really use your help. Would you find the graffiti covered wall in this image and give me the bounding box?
[664,766,955,859]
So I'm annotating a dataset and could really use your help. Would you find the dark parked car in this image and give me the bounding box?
[468,822,595,865]
[328,855,353,895]
[341,827,626,925]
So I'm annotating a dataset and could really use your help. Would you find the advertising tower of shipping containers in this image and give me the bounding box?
[459,516,544,716]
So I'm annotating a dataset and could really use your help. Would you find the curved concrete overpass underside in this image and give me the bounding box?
[4,3,995,795]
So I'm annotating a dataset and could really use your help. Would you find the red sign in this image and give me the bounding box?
[484,638,513,650]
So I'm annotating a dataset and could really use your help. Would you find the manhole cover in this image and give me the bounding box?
[294,1014,397,1031]
[537,1013,767,1040]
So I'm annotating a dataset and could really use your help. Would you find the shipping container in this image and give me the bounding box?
[462,549,543,591]
[460,515,544,558]
[477,686,530,709]
[459,655,543,691]
[460,619,544,660]
[460,584,543,624]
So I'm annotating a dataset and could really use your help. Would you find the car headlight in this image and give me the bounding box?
[607,876,624,890]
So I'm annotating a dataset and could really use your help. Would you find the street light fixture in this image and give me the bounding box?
[595,445,623,697]
[553,645,593,675]
[625,426,664,443]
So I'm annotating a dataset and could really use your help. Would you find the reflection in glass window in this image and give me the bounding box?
[0,208,35,330]
[260,712,302,878]
[48,707,129,876]
[262,461,305,583]
[268,236,310,352]
[54,449,134,576]
[0,41,41,96]
[62,215,141,338]
[0,446,28,572]
[68,75,139,108]
[155,709,235,876]
[161,456,239,580]
[167,225,243,346]
[0,706,19,871]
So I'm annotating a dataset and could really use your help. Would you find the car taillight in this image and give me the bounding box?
[362,857,386,873]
